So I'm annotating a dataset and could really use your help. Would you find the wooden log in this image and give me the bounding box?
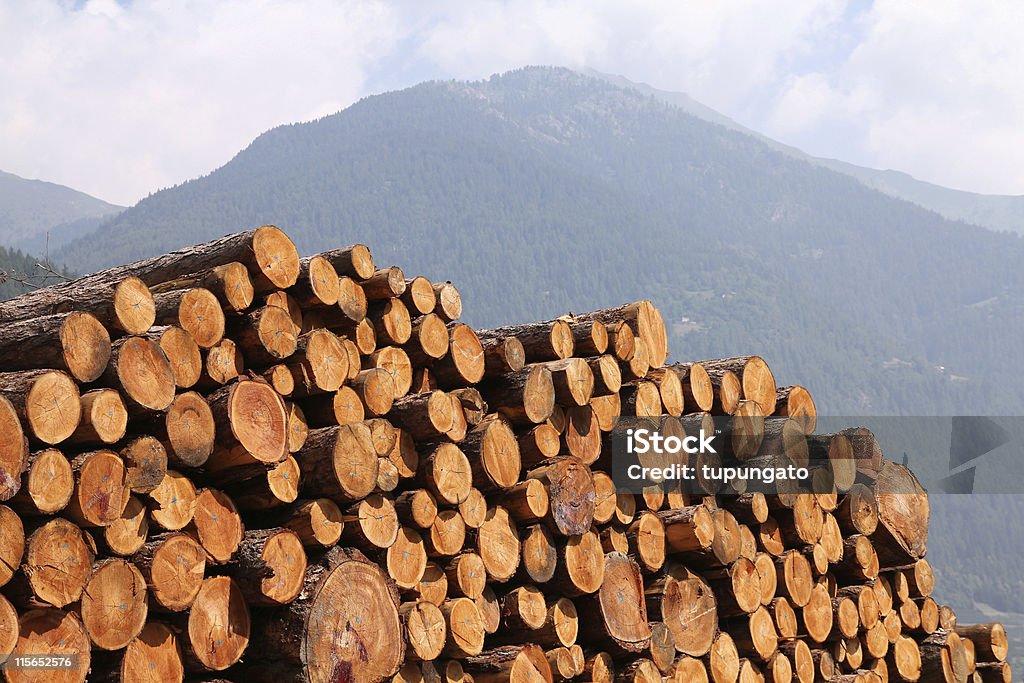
[533,597,579,648]
[478,319,574,363]
[208,378,288,465]
[180,576,250,671]
[658,504,715,557]
[465,644,553,683]
[351,368,396,416]
[286,328,349,397]
[92,621,185,683]
[574,301,668,368]
[101,336,176,412]
[153,287,226,349]
[776,550,814,608]
[384,525,428,590]
[370,298,413,347]
[270,497,344,547]
[430,323,485,387]
[975,662,1012,683]
[800,582,834,643]
[5,608,91,683]
[478,335,526,376]
[287,402,310,454]
[186,488,244,564]
[426,508,466,558]
[321,243,375,280]
[626,510,666,573]
[8,448,72,515]
[288,254,339,307]
[131,532,206,612]
[774,385,816,433]
[482,365,555,426]
[79,558,149,650]
[148,325,203,389]
[419,442,472,506]
[65,450,131,527]
[17,517,94,607]
[101,494,149,556]
[0,369,82,444]
[441,596,486,658]
[0,594,17,670]
[0,311,112,387]
[340,493,400,551]
[227,304,298,364]
[495,479,549,525]
[0,396,29,502]
[620,380,662,417]
[707,632,741,683]
[886,635,922,682]
[68,389,127,446]
[0,272,154,335]
[121,435,169,494]
[835,534,880,582]
[460,416,520,491]
[672,656,709,683]
[150,260,254,314]
[579,552,651,655]
[542,357,594,406]
[391,390,455,439]
[920,630,969,683]
[147,470,198,530]
[708,557,761,617]
[645,563,718,657]
[0,505,23,590]
[500,584,547,631]
[361,266,407,300]
[404,313,451,366]
[199,337,245,388]
[527,457,596,536]
[517,522,557,584]
[621,336,651,382]
[725,606,778,662]
[475,505,521,582]
[229,527,307,606]
[290,422,376,502]
[955,623,1008,663]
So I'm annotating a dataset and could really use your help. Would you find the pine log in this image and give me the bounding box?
[150,260,254,314]
[227,304,298,365]
[645,563,718,657]
[627,510,666,573]
[518,522,557,584]
[0,274,154,335]
[321,243,375,280]
[534,597,579,648]
[0,310,112,385]
[187,487,244,564]
[147,470,198,530]
[574,301,668,368]
[101,494,148,556]
[725,606,778,662]
[5,608,91,683]
[429,281,461,322]
[0,593,18,669]
[431,323,485,387]
[101,336,176,412]
[426,508,467,558]
[478,319,574,362]
[131,532,206,612]
[707,631,741,683]
[871,462,929,566]
[0,504,24,589]
[199,337,245,388]
[0,396,29,501]
[579,552,651,655]
[93,621,185,683]
[465,644,553,683]
[181,575,250,671]
[527,457,596,536]
[79,558,149,650]
[68,388,127,446]
[18,517,94,607]
[419,442,473,506]
[955,623,1008,663]
[286,328,349,397]
[482,365,555,425]
[228,527,307,606]
[474,505,521,582]
[153,287,226,349]
[0,369,82,444]
[370,298,413,346]
[462,416,521,491]
[121,435,169,494]
[65,450,131,527]
[8,448,72,515]
[208,378,288,465]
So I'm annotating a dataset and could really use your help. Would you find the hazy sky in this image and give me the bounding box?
[1,0,1022,205]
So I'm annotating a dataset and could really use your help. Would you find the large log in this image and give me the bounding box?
[8,448,72,515]
[79,558,149,651]
[0,275,154,335]
[579,552,651,655]
[872,461,930,566]
[101,336,176,413]
[0,311,111,383]
[574,301,668,369]
[153,287,226,349]
[150,260,254,314]
[132,532,206,612]
[248,546,405,682]
[5,608,92,683]
[0,369,82,445]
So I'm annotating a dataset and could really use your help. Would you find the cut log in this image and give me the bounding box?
[230,527,307,606]
[465,644,553,683]
[709,557,761,617]
[483,365,555,425]
[102,336,176,412]
[102,621,185,683]
[627,510,666,573]
[527,457,596,536]
[386,525,428,590]
[476,506,521,582]
[870,462,929,567]
[66,450,131,527]
[150,260,254,314]
[321,243,375,280]
[584,651,616,683]
[6,608,91,683]
[549,527,604,596]
[579,552,651,655]
[153,287,225,349]
[725,606,778,662]
[0,369,82,444]
[427,508,467,558]
[462,416,521,491]
[132,532,206,612]
[371,298,413,346]
[8,448,72,515]
[479,319,574,363]
[420,442,473,506]
[0,274,154,335]
[774,386,817,434]
[442,597,486,658]
[0,311,112,386]
[432,281,463,322]
[68,389,127,446]
[121,435,169,494]
[187,488,244,564]
[287,328,349,397]
[0,396,29,501]
[620,381,662,417]
[147,470,198,531]
[80,558,149,650]
[500,584,547,631]
[707,631,741,683]
[208,378,288,465]
[955,623,1008,663]
[479,336,527,376]
[0,593,18,670]
[199,337,244,388]
[575,301,668,368]
[362,266,407,300]
[228,304,298,364]
[102,495,149,557]
[645,563,718,657]
[0,504,25,589]
[19,517,94,607]
[519,522,557,584]
[149,325,203,389]
[432,323,485,387]
[183,576,250,671]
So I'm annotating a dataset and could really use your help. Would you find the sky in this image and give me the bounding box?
[1,0,1022,206]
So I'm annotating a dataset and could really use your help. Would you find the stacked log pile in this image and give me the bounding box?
[0,225,1012,683]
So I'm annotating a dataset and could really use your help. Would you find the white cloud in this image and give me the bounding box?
[1,0,1022,204]
[0,0,403,204]
[765,0,1024,194]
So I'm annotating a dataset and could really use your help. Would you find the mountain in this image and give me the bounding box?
[0,170,123,255]
[39,66,1024,649]
[589,70,1024,235]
